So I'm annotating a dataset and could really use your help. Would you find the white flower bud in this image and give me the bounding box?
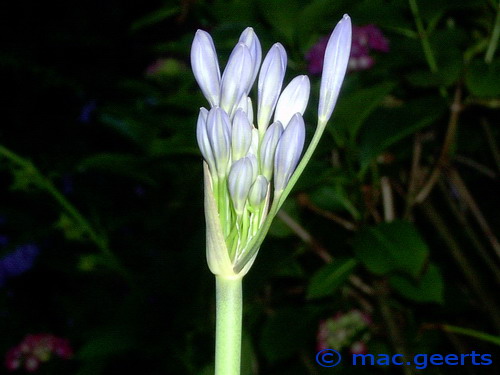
[318,14,352,125]
[228,157,256,215]
[259,121,284,181]
[196,107,216,173]
[220,43,254,117]
[274,75,310,128]
[257,43,287,133]
[231,109,252,161]
[238,27,262,90]
[191,30,221,107]
[274,113,305,192]
[248,175,268,208]
[207,107,232,177]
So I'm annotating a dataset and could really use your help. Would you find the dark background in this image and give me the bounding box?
[1,0,499,374]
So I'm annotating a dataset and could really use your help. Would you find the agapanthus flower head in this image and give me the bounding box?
[306,23,389,74]
[192,15,351,278]
[5,333,73,372]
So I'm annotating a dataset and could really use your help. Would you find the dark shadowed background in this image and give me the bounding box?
[1,0,499,374]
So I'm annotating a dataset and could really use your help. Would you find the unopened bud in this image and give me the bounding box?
[257,43,287,133]
[274,113,305,192]
[207,107,232,177]
[228,157,256,215]
[248,175,268,208]
[274,75,310,128]
[191,30,221,107]
[259,121,284,181]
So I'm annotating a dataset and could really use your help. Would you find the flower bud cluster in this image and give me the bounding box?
[192,15,352,277]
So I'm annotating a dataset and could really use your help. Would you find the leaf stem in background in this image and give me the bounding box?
[404,134,423,218]
[408,0,438,73]
[481,118,500,173]
[437,180,500,284]
[442,324,500,346]
[415,86,462,204]
[0,144,133,285]
[215,276,242,375]
[448,168,500,260]
[374,280,414,375]
[420,200,500,333]
[380,177,395,222]
[485,0,500,64]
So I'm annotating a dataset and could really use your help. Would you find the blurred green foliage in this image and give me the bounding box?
[1,0,500,374]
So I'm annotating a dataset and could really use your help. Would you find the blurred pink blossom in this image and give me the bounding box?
[5,334,73,372]
[316,309,372,354]
[306,24,389,74]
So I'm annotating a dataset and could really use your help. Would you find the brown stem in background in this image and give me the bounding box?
[448,168,500,259]
[276,209,374,298]
[419,200,500,333]
[454,155,497,179]
[277,209,332,263]
[374,280,414,375]
[437,180,500,284]
[415,86,462,204]
[404,134,423,218]
[481,118,500,174]
[380,176,395,222]
[296,193,357,231]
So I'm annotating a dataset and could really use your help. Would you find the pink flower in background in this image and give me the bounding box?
[5,334,73,372]
[316,310,372,354]
[306,24,389,74]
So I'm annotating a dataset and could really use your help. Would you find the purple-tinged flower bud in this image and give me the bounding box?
[274,75,310,128]
[220,43,254,117]
[228,157,256,215]
[207,107,232,177]
[248,175,268,208]
[274,114,305,192]
[191,30,221,107]
[238,27,262,90]
[196,108,217,174]
[259,121,284,181]
[231,109,252,161]
[246,97,254,125]
[257,43,287,133]
[318,14,352,125]
[249,127,259,156]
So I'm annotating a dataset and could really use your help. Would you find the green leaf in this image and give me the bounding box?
[55,213,86,241]
[296,0,345,48]
[307,258,358,299]
[330,82,396,141]
[130,6,179,32]
[257,0,300,44]
[359,97,446,171]
[260,307,315,362]
[78,331,135,359]
[353,220,429,277]
[269,199,300,238]
[390,264,444,303]
[466,59,500,97]
[78,153,157,186]
[309,185,360,220]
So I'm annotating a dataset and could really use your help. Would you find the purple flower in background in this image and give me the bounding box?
[0,235,8,247]
[78,100,97,124]
[306,24,389,74]
[0,244,39,286]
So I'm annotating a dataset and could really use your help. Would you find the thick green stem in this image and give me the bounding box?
[215,276,243,375]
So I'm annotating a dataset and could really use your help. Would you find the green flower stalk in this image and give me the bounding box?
[192,14,352,375]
